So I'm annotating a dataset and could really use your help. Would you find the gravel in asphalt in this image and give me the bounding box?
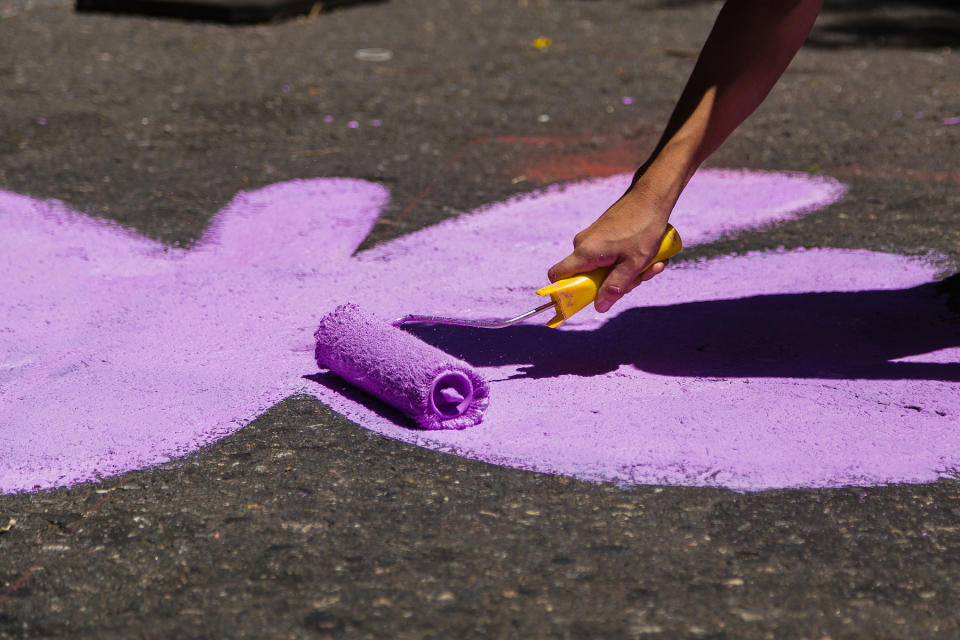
[1,0,958,637]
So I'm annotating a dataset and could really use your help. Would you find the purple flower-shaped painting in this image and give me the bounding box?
[1,170,957,493]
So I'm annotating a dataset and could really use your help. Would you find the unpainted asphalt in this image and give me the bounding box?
[1,1,959,638]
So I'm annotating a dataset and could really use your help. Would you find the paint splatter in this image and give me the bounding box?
[1,170,956,493]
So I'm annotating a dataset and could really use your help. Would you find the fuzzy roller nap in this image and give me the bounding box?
[314,303,490,430]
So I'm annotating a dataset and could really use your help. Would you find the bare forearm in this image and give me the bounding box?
[548,0,823,312]
[635,0,823,202]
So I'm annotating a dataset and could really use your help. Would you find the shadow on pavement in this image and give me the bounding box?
[809,11,960,49]
[654,0,960,49]
[405,273,960,382]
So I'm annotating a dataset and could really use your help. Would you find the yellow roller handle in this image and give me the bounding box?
[535,224,682,328]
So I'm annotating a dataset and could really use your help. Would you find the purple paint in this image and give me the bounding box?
[314,303,488,430]
[1,179,387,493]
[943,116,960,126]
[1,169,956,493]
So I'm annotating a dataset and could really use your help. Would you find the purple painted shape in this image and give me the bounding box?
[1,180,387,493]
[1,169,956,493]
[313,303,488,430]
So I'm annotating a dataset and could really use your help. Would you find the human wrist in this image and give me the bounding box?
[630,134,704,210]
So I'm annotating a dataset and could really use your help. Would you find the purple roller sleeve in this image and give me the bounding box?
[314,303,489,430]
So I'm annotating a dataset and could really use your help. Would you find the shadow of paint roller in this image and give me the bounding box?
[314,226,681,429]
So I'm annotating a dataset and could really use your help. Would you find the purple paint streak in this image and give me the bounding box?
[314,303,488,430]
[1,169,956,493]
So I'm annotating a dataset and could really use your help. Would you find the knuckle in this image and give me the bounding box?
[573,241,595,257]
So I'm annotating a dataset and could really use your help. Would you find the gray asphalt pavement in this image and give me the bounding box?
[1,0,958,638]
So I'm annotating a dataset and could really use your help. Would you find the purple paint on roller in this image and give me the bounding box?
[314,304,488,430]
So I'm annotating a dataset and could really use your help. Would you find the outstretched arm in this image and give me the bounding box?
[548,0,824,313]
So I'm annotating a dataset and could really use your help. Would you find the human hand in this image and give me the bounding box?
[547,188,673,313]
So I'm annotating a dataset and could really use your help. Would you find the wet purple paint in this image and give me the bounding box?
[314,303,488,430]
[1,170,956,493]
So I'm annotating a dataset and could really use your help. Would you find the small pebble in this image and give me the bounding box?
[355,48,393,62]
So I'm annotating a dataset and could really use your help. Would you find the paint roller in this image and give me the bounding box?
[314,225,682,429]
[315,303,490,430]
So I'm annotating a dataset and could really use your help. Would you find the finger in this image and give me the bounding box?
[594,260,640,313]
[624,260,669,294]
[635,259,668,285]
[547,251,608,283]
[624,260,670,295]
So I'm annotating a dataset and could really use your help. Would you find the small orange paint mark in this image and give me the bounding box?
[518,140,649,182]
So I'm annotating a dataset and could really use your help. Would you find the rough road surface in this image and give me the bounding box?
[1,1,958,638]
